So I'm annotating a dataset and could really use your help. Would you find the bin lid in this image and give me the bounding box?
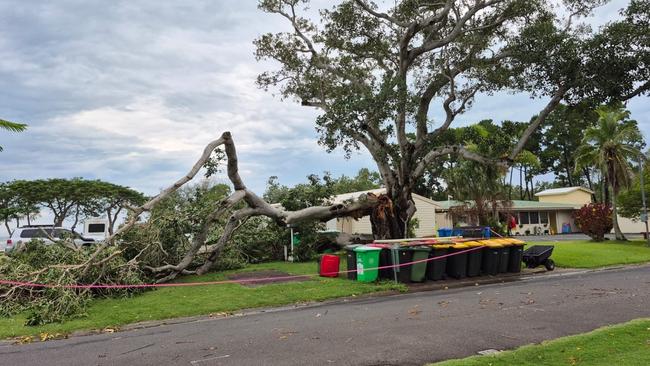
[504,238,525,245]
[345,244,361,249]
[486,243,504,248]
[451,243,470,249]
[432,244,452,249]
[353,246,382,253]
[411,246,432,252]
[367,243,392,249]
[463,241,483,247]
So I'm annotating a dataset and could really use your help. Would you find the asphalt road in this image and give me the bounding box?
[2,265,650,366]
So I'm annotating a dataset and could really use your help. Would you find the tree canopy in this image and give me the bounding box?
[256,0,649,238]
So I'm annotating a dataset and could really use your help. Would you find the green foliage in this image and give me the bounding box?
[573,203,613,242]
[0,240,144,326]
[5,179,145,229]
[0,118,27,152]
[575,107,644,192]
[618,164,650,220]
[119,181,233,270]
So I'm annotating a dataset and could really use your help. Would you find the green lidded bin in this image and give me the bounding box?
[353,246,382,282]
[409,246,432,282]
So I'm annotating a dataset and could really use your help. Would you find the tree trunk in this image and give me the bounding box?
[519,166,524,200]
[583,167,596,203]
[611,190,627,241]
[4,220,11,236]
[369,189,410,239]
[563,146,574,187]
[71,206,80,232]
[54,215,65,227]
[26,215,31,226]
[508,166,514,200]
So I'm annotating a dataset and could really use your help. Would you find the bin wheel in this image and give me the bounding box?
[544,259,555,271]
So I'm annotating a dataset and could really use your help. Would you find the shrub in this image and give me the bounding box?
[574,203,613,241]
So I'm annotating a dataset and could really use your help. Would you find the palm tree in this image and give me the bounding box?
[0,118,27,152]
[575,106,644,241]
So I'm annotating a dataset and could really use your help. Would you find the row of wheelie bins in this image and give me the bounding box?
[345,238,525,283]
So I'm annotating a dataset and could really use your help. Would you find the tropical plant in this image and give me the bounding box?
[0,118,27,152]
[575,106,645,240]
[574,203,613,242]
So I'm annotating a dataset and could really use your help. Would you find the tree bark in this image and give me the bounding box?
[583,167,596,202]
[611,189,627,241]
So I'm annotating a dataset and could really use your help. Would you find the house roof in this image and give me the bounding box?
[535,186,594,196]
[434,199,578,211]
[331,188,443,207]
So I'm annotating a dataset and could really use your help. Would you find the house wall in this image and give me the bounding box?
[412,195,437,237]
[538,190,591,206]
[435,211,453,230]
[511,209,577,235]
[556,210,576,233]
[333,198,438,237]
[613,216,648,233]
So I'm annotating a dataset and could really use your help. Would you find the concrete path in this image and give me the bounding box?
[2,265,650,366]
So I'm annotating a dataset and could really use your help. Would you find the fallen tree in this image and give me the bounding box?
[1,131,387,323]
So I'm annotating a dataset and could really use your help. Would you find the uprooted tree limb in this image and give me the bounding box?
[46,131,385,284]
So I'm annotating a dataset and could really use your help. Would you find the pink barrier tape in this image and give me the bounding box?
[0,245,485,289]
[490,228,504,238]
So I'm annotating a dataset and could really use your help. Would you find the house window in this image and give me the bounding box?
[530,212,539,224]
[519,212,530,225]
[540,211,549,224]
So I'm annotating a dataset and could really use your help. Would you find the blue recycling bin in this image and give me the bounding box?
[483,226,491,238]
[452,228,463,236]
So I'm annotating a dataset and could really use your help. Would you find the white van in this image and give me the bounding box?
[83,218,110,241]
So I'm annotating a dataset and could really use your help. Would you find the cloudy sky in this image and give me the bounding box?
[0,0,647,201]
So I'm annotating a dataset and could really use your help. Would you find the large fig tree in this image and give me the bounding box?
[255,0,649,239]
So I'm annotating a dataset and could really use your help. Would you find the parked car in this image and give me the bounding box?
[3,226,95,253]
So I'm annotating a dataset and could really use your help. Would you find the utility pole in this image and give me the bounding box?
[639,154,649,246]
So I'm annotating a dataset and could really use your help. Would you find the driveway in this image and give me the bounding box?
[2,265,650,366]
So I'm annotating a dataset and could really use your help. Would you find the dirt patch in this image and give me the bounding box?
[227,270,311,287]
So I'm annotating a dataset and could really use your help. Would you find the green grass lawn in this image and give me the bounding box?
[527,239,650,268]
[3,239,650,340]
[431,318,650,366]
[0,259,405,340]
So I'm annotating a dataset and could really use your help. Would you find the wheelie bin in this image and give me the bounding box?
[345,244,361,280]
[367,243,395,280]
[480,241,501,276]
[409,246,432,282]
[446,243,470,279]
[502,238,525,273]
[426,244,451,281]
[393,247,414,283]
[463,241,484,277]
[353,246,382,282]
[494,240,511,273]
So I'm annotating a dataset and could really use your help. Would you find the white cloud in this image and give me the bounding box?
[0,0,647,205]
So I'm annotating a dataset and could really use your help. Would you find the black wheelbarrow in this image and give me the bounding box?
[522,245,555,271]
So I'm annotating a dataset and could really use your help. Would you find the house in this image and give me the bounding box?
[434,199,579,235]
[535,186,647,234]
[324,189,440,237]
